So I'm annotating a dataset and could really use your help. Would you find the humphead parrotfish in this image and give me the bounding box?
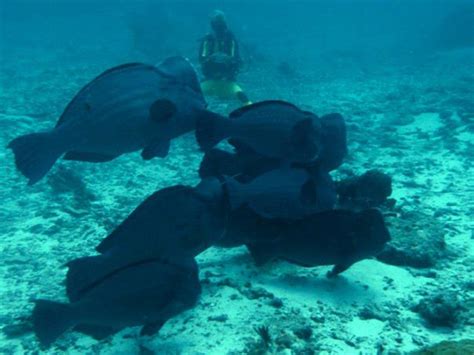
[227,111,347,173]
[223,167,336,219]
[65,184,227,303]
[33,257,201,347]
[8,56,220,185]
[198,111,347,183]
[199,147,282,183]
[246,208,391,276]
[196,100,322,163]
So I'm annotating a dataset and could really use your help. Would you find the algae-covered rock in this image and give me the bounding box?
[377,210,447,268]
[413,291,464,328]
[411,339,474,355]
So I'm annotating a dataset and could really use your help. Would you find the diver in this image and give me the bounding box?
[199,10,251,105]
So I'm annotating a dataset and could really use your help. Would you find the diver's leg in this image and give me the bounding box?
[236,91,251,105]
[231,82,251,105]
[201,80,217,97]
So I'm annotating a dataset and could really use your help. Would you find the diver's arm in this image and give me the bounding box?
[232,38,241,62]
[229,37,242,75]
[199,38,211,64]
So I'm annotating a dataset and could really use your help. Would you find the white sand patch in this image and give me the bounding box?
[397,113,443,134]
[1,39,473,355]
[346,318,385,338]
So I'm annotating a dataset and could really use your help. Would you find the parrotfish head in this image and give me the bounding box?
[291,116,322,162]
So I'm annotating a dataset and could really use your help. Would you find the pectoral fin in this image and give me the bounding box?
[149,99,177,122]
[141,140,170,160]
[140,320,166,336]
[327,263,353,278]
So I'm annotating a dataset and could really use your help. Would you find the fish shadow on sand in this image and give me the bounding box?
[201,250,378,304]
[197,247,253,269]
[265,272,378,304]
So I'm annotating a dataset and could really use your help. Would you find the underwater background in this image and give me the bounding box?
[1,0,473,353]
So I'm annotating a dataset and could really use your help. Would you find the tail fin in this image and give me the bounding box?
[195,111,231,152]
[223,176,245,210]
[32,300,75,348]
[8,132,63,185]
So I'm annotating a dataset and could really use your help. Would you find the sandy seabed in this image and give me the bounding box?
[0,45,473,354]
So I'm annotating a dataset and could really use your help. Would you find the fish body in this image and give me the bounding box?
[198,112,346,183]
[217,205,284,248]
[66,185,226,302]
[246,208,391,276]
[95,185,226,256]
[227,112,347,173]
[8,56,215,184]
[33,258,200,347]
[196,100,322,163]
[199,147,282,183]
[223,167,336,219]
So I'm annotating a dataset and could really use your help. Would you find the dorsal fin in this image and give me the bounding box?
[55,63,156,128]
[229,100,301,119]
[94,63,153,80]
[155,56,203,96]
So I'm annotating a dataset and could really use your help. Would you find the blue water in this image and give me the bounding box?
[1,0,473,353]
